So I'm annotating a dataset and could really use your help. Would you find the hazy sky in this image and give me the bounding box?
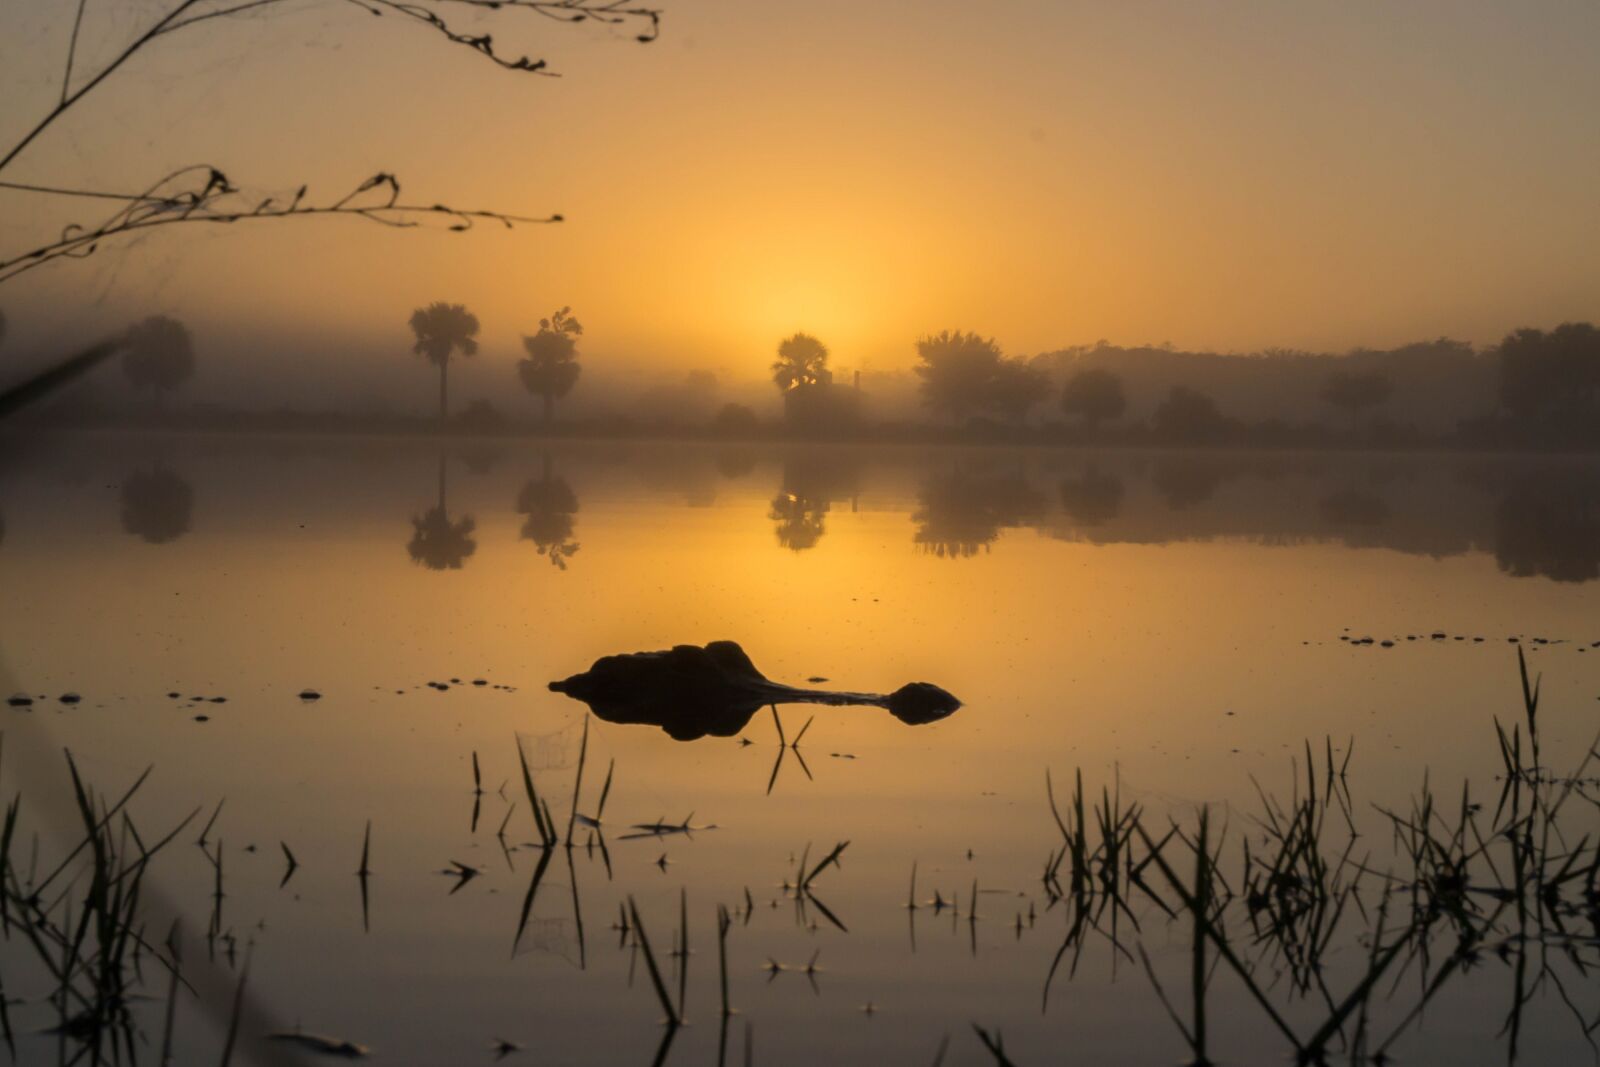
[2,0,1597,402]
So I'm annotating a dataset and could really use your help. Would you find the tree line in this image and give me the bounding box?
[757,321,1600,448]
[7,304,1599,450]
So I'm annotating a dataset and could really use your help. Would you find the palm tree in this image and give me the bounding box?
[409,302,480,423]
[518,307,582,423]
[771,333,831,392]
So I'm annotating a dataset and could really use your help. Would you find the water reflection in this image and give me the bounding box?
[120,466,193,544]
[913,467,1046,558]
[516,457,580,570]
[457,444,504,476]
[769,453,859,552]
[714,446,757,480]
[6,436,1600,585]
[1057,465,1124,527]
[1493,467,1600,583]
[1319,487,1389,529]
[1150,454,1222,510]
[769,490,827,551]
[407,455,476,570]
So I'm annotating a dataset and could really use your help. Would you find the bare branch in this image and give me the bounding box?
[0,0,659,285]
[62,0,92,105]
[158,0,299,36]
[0,168,562,284]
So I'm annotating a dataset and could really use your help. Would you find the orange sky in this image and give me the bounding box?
[2,0,1598,391]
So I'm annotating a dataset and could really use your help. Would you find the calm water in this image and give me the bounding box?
[2,433,1599,1065]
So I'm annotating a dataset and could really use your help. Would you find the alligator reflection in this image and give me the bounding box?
[548,641,960,740]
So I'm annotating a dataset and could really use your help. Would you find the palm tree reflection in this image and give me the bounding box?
[769,490,827,552]
[768,452,859,552]
[408,455,476,570]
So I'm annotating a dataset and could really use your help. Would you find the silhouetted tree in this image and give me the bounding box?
[120,466,193,544]
[914,331,996,421]
[912,470,1046,558]
[914,331,1045,423]
[1058,467,1124,526]
[1060,368,1127,430]
[1497,322,1600,423]
[772,333,852,430]
[1320,370,1392,425]
[991,358,1052,423]
[408,456,476,569]
[772,333,832,392]
[121,316,195,404]
[409,303,479,423]
[1151,386,1229,443]
[519,307,583,423]
[516,460,580,569]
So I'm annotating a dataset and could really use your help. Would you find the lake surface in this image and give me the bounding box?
[2,433,1598,1065]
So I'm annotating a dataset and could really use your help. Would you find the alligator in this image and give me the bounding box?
[548,640,961,740]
